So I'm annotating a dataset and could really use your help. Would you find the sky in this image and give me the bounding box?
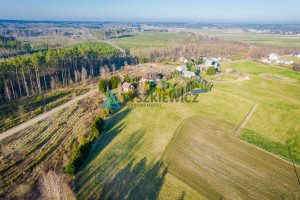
[0,0,299,23]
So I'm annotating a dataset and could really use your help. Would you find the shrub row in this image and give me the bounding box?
[65,115,105,176]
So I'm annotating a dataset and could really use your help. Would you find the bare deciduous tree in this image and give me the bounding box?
[39,170,75,200]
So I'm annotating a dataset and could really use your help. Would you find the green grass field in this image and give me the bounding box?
[164,115,300,199]
[110,33,192,44]
[190,29,300,47]
[75,61,300,199]
[116,43,169,50]
[225,35,300,47]
[221,61,300,84]
[217,61,300,164]
[75,92,253,199]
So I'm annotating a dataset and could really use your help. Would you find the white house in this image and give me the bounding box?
[205,60,219,68]
[182,70,196,78]
[262,58,272,64]
[211,56,221,62]
[294,53,300,58]
[269,53,280,61]
[176,65,188,72]
[276,59,294,65]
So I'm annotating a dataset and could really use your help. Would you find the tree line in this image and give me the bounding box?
[0,35,32,58]
[0,41,139,104]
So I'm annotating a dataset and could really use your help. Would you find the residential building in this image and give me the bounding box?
[163,74,171,80]
[176,65,188,71]
[263,58,272,63]
[294,53,300,57]
[211,56,221,61]
[122,82,134,92]
[199,56,208,60]
[269,53,280,61]
[182,70,196,78]
[141,72,159,82]
[205,60,219,68]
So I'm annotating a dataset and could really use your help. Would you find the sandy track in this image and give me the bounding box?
[0,88,99,141]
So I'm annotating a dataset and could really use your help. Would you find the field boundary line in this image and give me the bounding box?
[214,88,300,167]
[102,41,126,57]
[235,82,300,105]
[233,103,258,137]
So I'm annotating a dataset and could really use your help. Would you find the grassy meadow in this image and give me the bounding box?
[216,61,300,164]
[190,29,300,47]
[116,43,169,51]
[75,91,253,199]
[75,61,300,199]
[110,33,193,44]
[225,34,300,47]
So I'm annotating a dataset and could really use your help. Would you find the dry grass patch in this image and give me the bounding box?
[164,115,300,200]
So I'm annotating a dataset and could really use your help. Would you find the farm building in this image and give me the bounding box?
[122,82,134,92]
[276,59,294,65]
[269,53,280,61]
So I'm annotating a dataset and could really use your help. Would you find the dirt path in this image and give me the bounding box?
[0,88,99,141]
[234,103,258,137]
[103,41,127,57]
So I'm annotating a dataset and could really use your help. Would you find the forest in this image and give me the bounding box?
[0,35,33,58]
[0,41,137,104]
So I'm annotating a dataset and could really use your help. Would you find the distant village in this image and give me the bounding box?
[119,55,221,98]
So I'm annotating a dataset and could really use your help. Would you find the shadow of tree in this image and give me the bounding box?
[100,157,168,200]
[81,107,132,165]
[76,107,168,199]
[177,191,186,200]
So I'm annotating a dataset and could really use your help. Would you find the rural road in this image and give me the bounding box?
[0,88,99,142]
[0,41,126,142]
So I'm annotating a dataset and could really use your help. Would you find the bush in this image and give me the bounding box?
[65,115,106,176]
[128,90,134,99]
[65,139,92,176]
[206,66,216,75]
[91,115,105,139]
